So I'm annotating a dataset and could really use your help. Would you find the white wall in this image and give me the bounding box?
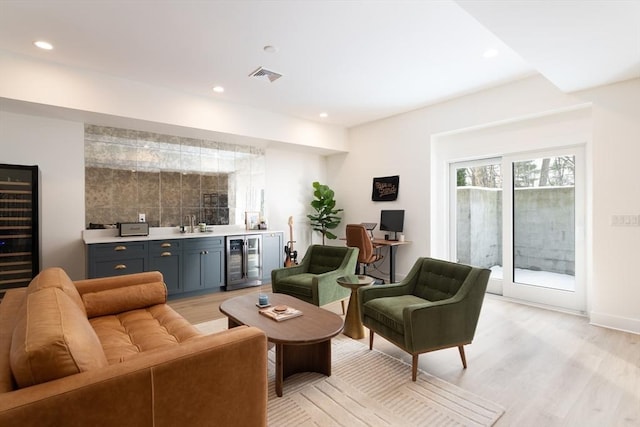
[329,75,640,334]
[0,110,85,279]
[265,147,327,259]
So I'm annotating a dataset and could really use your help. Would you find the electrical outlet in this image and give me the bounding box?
[138,213,145,223]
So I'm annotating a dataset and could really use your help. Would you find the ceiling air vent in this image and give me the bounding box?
[249,66,282,83]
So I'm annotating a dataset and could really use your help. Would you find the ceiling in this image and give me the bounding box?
[0,0,638,128]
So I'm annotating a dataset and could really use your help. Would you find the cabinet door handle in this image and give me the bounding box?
[114,245,127,251]
[161,243,171,248]
[114,264,127,270]
[161,251,172,257]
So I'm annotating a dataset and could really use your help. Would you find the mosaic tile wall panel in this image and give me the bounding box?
[85,125,265,228]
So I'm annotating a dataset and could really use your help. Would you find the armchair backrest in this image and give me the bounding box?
[412,258,474,301]
[305,245,357,274]
[345,224,375,264]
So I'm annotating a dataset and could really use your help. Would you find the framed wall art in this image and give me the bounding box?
[372,175,399,201]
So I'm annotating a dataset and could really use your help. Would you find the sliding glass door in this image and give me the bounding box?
[451,146,585,312]
[502,147,585,311]
[450,158,503,295]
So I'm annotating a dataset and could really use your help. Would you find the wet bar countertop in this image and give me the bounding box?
[83,226,282,244]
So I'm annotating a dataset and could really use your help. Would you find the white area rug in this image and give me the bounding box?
[196,319,504,426]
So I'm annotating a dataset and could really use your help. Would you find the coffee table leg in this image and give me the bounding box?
[275,343,284,397]
[275,340,332,397]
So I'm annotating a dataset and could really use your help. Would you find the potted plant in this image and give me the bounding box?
[307,181,343,245]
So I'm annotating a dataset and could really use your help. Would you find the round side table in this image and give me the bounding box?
[336,275,375,339]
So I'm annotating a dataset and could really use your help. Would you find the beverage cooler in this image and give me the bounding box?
[225,234,262,290]
[0,164,39,294]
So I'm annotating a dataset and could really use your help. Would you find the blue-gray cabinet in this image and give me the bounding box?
[149,239,181,295]
[86,232,281,298]
[261,232,283,282]
[183,237,224,292]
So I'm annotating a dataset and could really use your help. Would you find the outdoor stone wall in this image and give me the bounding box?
[456,187,502,268]
[457,186,574,275]
[514,187,575,275]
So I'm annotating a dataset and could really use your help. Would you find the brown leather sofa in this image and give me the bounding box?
[0,268,267,427]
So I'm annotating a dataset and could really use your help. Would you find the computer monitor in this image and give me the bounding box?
[379,210,404,241]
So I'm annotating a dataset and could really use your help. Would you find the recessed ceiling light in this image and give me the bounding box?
[319,112,328,118]
[263,45,278,53]
[34,40,53,50]
[213,86,225,93]
[483,48,499,59]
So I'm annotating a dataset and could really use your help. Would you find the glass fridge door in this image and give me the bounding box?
[245,235,262,281]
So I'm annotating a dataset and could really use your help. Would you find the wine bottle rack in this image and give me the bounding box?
[0,164,39,293]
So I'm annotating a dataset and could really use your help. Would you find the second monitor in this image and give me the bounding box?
[379,209,404,241]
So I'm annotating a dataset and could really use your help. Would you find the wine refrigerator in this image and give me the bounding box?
[225,234,262,290]
[0,164,39,294]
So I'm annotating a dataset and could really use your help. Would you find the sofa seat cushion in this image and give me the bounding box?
[362,294,428,335]
[90,304,202,364]
[10,288,108,389]
[272,274,315,298]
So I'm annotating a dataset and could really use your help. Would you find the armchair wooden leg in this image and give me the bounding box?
[412,354,419,381]
[369,330,374,350]
[458,345,467,369]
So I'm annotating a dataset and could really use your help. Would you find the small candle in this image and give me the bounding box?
[258,294,269,306]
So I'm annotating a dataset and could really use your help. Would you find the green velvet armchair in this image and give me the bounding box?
[359,257,490,381]
[271,245,359,311]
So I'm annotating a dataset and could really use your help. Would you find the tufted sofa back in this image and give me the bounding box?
[412,258,473,301]
[306,245,354,274]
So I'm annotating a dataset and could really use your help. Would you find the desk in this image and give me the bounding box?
[341,237,410,283]
[371,239,410,283]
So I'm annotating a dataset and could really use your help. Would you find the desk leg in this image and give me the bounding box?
[389,245,397,283]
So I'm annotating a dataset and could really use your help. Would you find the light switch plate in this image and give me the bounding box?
[138,213,146,223]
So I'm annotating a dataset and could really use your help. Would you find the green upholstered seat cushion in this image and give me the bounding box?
[272,274,315,298]
[413,261,472,301]
[362,294,428,335]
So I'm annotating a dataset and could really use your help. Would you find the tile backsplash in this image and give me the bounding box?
[85,125,264,228]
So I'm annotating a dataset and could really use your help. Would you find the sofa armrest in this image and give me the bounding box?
[0,326,268,427]
[73,271,164,296]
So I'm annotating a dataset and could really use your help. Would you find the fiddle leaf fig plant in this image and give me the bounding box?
[307,181,343,245]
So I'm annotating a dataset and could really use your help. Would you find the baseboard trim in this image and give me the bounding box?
[590,311,640,335]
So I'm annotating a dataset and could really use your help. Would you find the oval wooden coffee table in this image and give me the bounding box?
[219,292,343,397]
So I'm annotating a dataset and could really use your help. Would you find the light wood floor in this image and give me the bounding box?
[169,288,639,427]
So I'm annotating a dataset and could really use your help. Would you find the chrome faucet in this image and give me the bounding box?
[184,215,196,233]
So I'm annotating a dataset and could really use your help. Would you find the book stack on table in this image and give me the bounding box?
[259,305,303,322]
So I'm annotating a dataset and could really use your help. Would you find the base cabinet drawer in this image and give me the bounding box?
[92,258,146,278]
